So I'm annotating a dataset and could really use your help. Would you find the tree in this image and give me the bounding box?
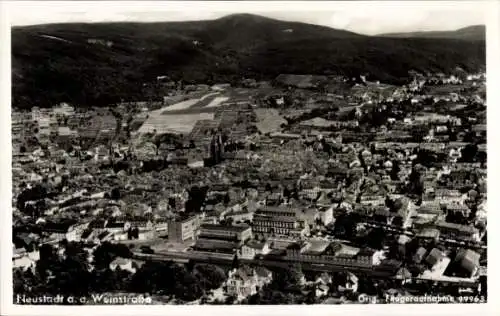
[271,264,304,291]
[365,227,386,250]
[385,196,395,210]
[448,129,458,141]
[93,242,132,269]
[110,187,121,200]
[31,242,93,299]
[332,213,358,240]
[225,295,237,305]
[194,264,227,291]
[16,185,48,215]
[185,186,208,213]
[231,254,240,270]
[13,267,40,297]
[459,144,479,163]
[223,194,231,205]
[390,160,401,181]
[90,267,128,293]
[407,167,424,197]
[128,227,139,240]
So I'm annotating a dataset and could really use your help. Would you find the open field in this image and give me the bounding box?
[137,87,265,135]
[162,93,225,114]
[138,112,215,134]
[188,93,219,108]
[205,96,230,108]
[255,108,287,134]
[162,98,201,112]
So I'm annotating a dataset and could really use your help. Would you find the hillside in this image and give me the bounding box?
[11,14,486,109]
[379,25,485,41]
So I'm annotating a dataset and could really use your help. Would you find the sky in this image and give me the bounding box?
[4,1,487,35]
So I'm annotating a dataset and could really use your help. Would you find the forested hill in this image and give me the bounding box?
[12,14,486,109]
[379,25,485,41]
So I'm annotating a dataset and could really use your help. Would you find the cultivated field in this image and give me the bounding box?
[138,88,258,135]
[205,96,230,108]
[162,92,226,114]
[162,98,201,112]
[254,108,287,134]
[138,112,215,134]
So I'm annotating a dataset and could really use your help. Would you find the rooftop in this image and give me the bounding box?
[200,223,251,233]
[245,240,267,250]
[194,238,240,251]
[426,248,446,267]
[434,221,479,234]
[302,240,331,255]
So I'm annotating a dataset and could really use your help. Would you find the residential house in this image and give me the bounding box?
[413,247,428,264]
[136,229,157,241]
[13,249,40,270]
[415,228,441,242]
[225,209,254,224]
[124,219,154,231]
[240,240,271,259]
[434,221,480,242]
[359,193,386,206]
[314,273,332,298]
[434,189,463,203]
[423,248,450,277]
[453,249,481,278]
[315,272,332,287]
[225,266,273,301]
[88,219,107,235]
[445,203,471,218]
[42,220,79,242]
[154,219,169,232]
[337,272,359,293]
[317,205,335,226]
[105,221,126,234]
[395,267,412,285]
[93,231,114,244]
[109,257,137,274]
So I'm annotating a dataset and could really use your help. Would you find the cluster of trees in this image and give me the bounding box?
[357,106,392,128]
[14,242,94,302]
[16,185,51,217]
[129,261,226,302]
[459,144,486,164]
[14,242,136,300]
[14,242,227,304]
[185,186,209,213]
[406,166,425,198]
[245,264,311,304]
[412,149,447,168]
[330,212,361,241]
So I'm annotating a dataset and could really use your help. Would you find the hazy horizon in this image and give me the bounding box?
[5,1,487,36]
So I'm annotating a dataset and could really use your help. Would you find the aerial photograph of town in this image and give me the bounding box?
[6,1,489,307]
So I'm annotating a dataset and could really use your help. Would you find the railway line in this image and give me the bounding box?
[132,250,397,278]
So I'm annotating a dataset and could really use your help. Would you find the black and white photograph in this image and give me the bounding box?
[0,0,498,313]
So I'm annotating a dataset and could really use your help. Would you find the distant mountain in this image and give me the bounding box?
[11,14,486,109]
[379,25,485,41]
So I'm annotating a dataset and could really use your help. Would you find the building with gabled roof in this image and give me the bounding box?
[453,248,481,278]
[225,265,273,301]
